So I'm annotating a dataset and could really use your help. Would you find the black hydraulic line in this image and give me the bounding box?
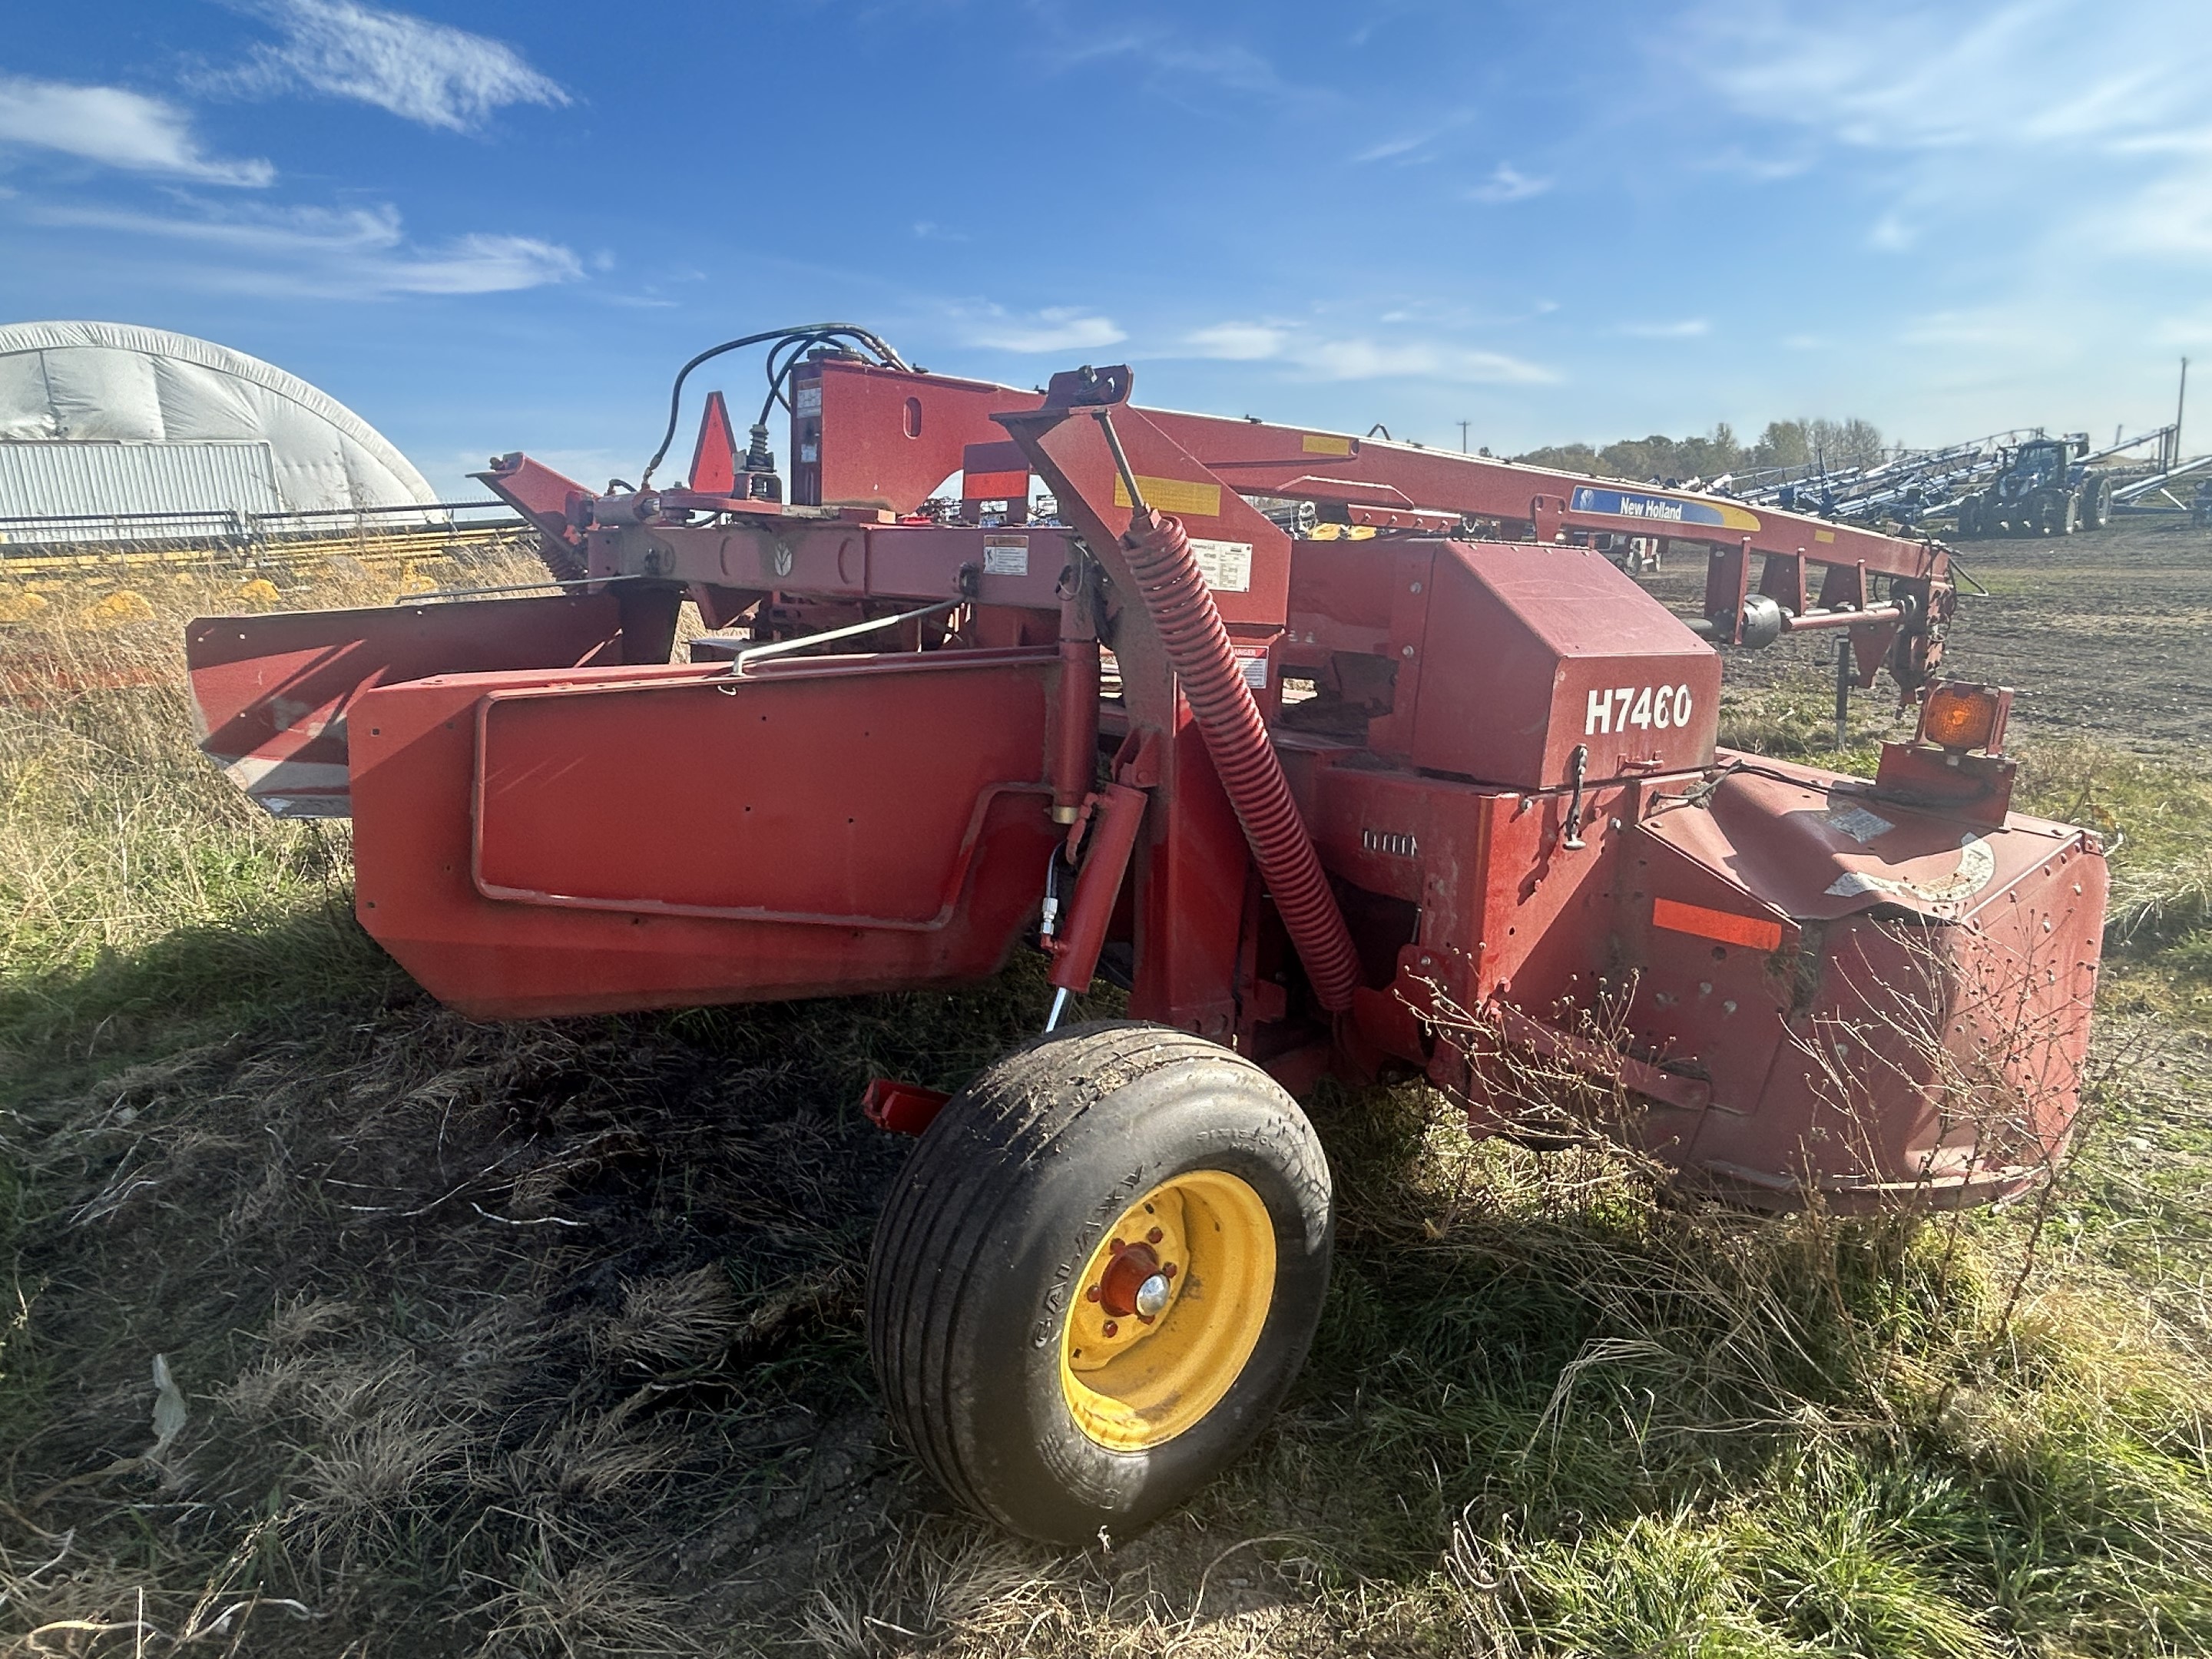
[640,323,911,487]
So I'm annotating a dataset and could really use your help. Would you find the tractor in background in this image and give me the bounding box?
[1955,435,2113,538]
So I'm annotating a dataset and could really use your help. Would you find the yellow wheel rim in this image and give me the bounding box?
[1058,1169,1276,1452]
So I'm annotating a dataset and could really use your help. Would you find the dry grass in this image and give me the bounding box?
[2,568,2209,1654]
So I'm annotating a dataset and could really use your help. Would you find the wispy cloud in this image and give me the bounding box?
[1618,319,1710,339]
[0,74,272,185]
[28,199,582,296]
[1174,318,1556,384]
[1352,109,1477,167]
[1297,338,1556,384]
[1183,322,1288,360]
[963,306,1125,353]
[1684,0,2212,263]
[912,220,968,242]
[1034,18,1324,108]
[1465,162,1551,204]
[213,0,569,132]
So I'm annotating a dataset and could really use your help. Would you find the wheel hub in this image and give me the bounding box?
[1057,1169,1277,1451]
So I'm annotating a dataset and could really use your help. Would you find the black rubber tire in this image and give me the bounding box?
[2083,473,2114,530]
[867,1020,1333,1544]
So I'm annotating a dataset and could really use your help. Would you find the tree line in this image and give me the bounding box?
[1509,419,1886,486]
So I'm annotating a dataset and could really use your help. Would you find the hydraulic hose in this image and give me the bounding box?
[1119,505,1362,1012]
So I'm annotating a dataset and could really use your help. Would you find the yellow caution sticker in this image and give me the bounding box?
[1113,475,1223,518]
[1814,529,1836,544]
[1302,433,1353,456]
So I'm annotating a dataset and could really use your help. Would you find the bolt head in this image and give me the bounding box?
[1101,1320,1119,1338]
[1084,1285,1101,1303]
[1146,1227,1163,1243]
[1134,1273,1172,1318]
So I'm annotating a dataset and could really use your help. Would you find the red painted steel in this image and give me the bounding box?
[181,336,2106,1213]
[802,357,1953,687]
[1047,782,1146,995]
[862,1078,952,1135]
[1118,506,1360,1011]
[347,650,1063,1018]
[184,592,624,816]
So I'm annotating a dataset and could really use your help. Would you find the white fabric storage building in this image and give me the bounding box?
[0,321,435,540]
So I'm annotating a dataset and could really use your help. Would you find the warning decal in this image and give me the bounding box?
[1111,475,1224,518]
[981,535,1029,576]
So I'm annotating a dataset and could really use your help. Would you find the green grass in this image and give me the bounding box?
[0,582,2208,1655]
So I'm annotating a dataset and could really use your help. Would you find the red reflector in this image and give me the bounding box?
[1652,897,1783,952]
[963,469,1028,500]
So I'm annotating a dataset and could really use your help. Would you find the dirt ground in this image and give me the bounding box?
[1647,512,2212,753]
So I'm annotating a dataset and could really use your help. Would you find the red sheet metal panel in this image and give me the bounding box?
[470,660,1053,926]
[1409,541,1720,790]
[1621,753,2106,1207]
[184,592,622,817]
[347,649,1063,1018]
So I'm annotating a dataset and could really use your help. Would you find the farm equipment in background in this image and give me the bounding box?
[1953,435,2113,538]
[183,325,2106,1543]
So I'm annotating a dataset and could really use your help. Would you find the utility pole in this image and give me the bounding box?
[2177,358,2189,472]
[1457,419,1471,454]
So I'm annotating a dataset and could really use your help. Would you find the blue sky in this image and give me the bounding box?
[2,0,2206,496]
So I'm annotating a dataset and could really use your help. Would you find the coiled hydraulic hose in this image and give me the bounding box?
[1119,504,1363,1012]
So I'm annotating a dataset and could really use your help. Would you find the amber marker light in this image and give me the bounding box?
[1919,683,2005,753]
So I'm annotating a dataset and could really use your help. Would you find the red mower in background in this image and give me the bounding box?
[185,325,2106,1542]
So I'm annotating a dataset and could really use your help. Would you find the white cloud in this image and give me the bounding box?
[1169,319,1555,383]
[964,307,1126,353]
[1465,162,1551,204]
[1618,319,1710,339]
[1351,110,1477,167]
[0,74,271,185]
[1296,338,1557,384]
[219,0,569,132]
[1183,322,1287,360]
[31,200,582,296]
[1353,134,1426,165]
[1684,0,2212,266]
[1041,26,1316,105]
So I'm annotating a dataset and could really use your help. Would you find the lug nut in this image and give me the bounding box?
[1101,1321,1118,1338]
[1161,1262,1177,1278]
[1108,1238,1124,1253]
[1146,1227,1163,1243]
[1084,1285,1101,1303]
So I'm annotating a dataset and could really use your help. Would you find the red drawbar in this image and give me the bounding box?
[1651,896,1783,952]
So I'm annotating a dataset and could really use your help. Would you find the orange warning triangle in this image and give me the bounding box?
[690,389,738,494]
